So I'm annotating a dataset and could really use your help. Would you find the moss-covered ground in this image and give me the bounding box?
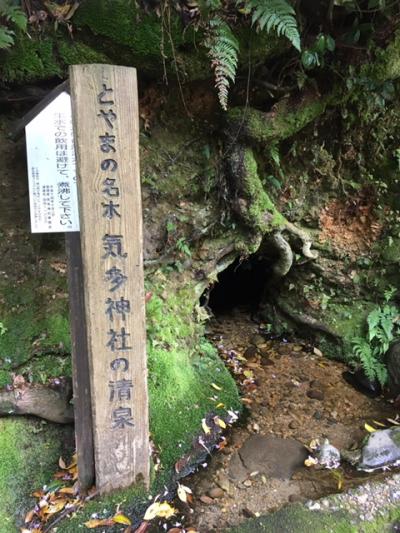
[0,418,72,533]
[228,503,400,533]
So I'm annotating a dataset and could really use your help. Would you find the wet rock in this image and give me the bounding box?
[316,439,341,469]
[387,340,400,397]
[235,435,308,480]
[228,451,249,482]
[208,487,224,499]
[307,389,325,401]
[342,368,381,398]
[358,427,400,471]
[244,345,258,359]
[313,410,323,420]
[250,334,265,347]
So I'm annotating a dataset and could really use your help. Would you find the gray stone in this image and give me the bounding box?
[236,435,308,480]
[358,427,400,471]
[228,451,249,482]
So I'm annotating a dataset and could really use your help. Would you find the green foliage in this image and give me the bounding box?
[301,33,335,70]
[0,1,27,50]
[206,17,239,110]
[176,237,191,257]
[351,288,400,386]
[246,0,300,51]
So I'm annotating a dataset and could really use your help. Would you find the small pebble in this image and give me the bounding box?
[244,346,257,359]
[209,487,224,499]
[199,495,214,505]
[307,389,325,401]
[250,334,265,347]
[243,480,252,487]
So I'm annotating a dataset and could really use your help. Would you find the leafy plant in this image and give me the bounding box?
[206,17,239,111]
[0,1,27,50]
[176,237,191,257]
[246,0,301,51]
[351,287,400,386]
[301,33,335,70]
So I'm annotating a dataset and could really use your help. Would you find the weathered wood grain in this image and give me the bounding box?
[66,231,95,491]
[70,64,149,493]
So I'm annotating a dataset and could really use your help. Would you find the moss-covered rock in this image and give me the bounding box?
[0,418,73,533]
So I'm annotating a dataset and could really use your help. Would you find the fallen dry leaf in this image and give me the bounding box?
[112,513,131,525]
[143,501,176,521]
[177,483,192,503]
[201,418,210,435]
[84,517,114,528]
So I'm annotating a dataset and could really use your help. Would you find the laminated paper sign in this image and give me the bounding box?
[25,91,79,233]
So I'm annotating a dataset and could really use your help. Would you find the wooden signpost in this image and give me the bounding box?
[21,64,150,493]
[69,64,149,492]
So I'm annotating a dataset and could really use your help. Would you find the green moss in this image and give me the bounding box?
[228,503,353,533]
[365,30,400,82]
[0,32,61,83]
[378,237,400,264]
[229,92,335,144]
[146,276,241,468]
[0,275,71,371]
[57,40,111,66]
[74,0,204,77]
[240,148,286,233]
[0,418,72,533]
[228,502,400,533]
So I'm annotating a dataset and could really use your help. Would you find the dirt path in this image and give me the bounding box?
[185,308,397,532]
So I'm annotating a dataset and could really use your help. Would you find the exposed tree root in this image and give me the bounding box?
[0,378,73,424]
[275,298,342,343]
[270,231,293,278]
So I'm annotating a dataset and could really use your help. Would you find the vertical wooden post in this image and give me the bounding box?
[65,232,95,491]
[69,64,149,493]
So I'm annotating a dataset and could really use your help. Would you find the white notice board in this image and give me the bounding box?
[25,91,80,233]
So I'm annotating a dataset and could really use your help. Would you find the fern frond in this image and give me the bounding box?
[2,5,27,31]
[0,25,14,49]
[351,336,388,385]
[246,0,300,51]
[206,18,239,111]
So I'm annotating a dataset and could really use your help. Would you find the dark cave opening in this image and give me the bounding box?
[202,253,273,315]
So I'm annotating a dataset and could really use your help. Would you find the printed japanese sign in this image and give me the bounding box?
[70,64,149,493]
[25,92,79,233]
